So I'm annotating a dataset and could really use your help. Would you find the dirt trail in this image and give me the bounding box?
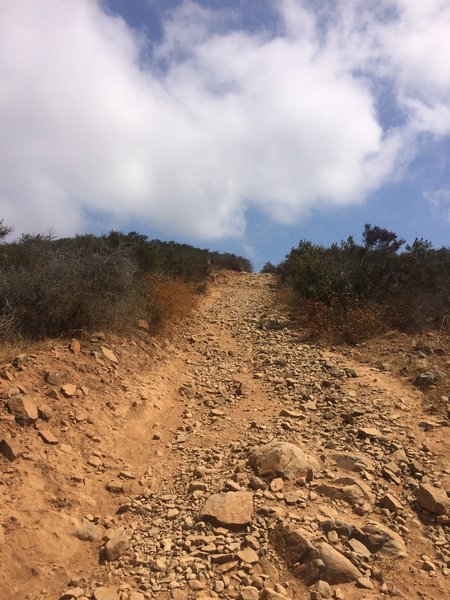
[0,272,449,600]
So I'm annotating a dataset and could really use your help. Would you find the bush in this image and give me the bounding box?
[278,225,450,341]
[0,226,251,340]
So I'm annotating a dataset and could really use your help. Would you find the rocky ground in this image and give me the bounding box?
[0,272,449,600]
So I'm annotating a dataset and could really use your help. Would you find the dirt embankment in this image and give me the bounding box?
[0,272,449,600]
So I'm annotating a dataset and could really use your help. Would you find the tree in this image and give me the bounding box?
[0,219,13,241]
[362,224,404,253]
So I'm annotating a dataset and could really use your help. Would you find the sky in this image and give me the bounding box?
[1,0,449,269]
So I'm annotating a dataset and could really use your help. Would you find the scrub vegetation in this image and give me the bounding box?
[0,222,252,339]
[271,224,450,343]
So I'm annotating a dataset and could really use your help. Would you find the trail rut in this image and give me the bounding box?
[0,272,449,600]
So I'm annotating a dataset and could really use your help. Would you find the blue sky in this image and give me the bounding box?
[1,0,449,268]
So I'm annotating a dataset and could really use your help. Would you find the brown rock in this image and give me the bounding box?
[314,542,361,584]
[328,452,374,473]
[93,588,120,600]
[279,409,304,418]
[249,440,320,481]
[45,371,67,386]
[69,338,81,354]
[358,427,386,440]
[74,519,101,542]
[260,590,290,600]
[416,483,450,515]
[38,429,58,444]
[0,367,14,381]
[380,493,403,512]
[237,547,259,564]
[61,383,77,397]
[101,346,118,363]
[0,435,23,461]
[239,587,259,600]
[200,491,253,527]
[270,524,314,566]
[316,476,374,506]
[104,527,129,561]
[137,319,149,332]
[359,522,407,557]
[7,394,38,422]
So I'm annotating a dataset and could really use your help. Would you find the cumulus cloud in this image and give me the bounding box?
[0,0,449,239]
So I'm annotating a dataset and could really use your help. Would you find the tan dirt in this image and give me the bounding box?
[0,272,449,600]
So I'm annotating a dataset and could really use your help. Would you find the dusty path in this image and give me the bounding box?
[0,272,449,600]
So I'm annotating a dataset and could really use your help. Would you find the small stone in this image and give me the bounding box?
[327,531,339,544]
[69,339,81,354]
[0,367,14,381]
[38,429,58,444]
[279,409,304,418]
[74,519,101,542]
[356,577,373,590]
[137,319,149,332]
[12,353,27,368]
[310,580,332,598]
[60,588,85,599]
[61,384,77,397]
[237,547,259,564]
[270,478,284,492]
[260,589,290,600]
[106,480,124,493]
[239,586,259,600]
[421,560,437,572]
[347,538,371,558]
[93,588,120,600]
[249,440,319,481]
[101,346,118,363]
[380,493,403,512]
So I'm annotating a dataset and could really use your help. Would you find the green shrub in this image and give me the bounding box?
[278,225,450,340]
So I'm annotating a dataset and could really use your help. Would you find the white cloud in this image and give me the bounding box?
[0,0,449,240]
[425,187,450,221]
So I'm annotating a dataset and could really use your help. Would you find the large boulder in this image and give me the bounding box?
[199,491,253,527]
[249,440,320,481]
[416,483,450,515]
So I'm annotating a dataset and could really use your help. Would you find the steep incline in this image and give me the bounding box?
[0,272,449,600]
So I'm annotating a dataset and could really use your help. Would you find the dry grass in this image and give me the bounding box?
[283,289,386,344]
[140,274,199,334]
